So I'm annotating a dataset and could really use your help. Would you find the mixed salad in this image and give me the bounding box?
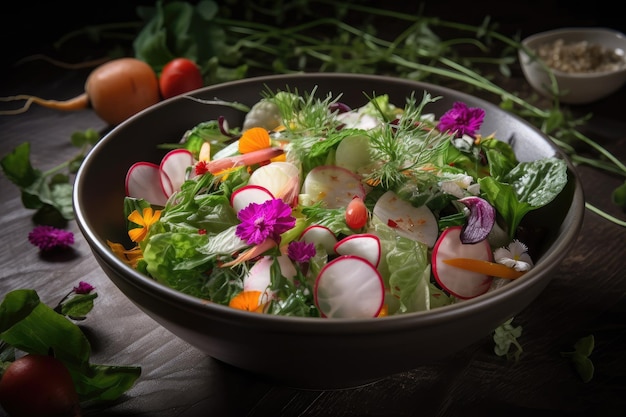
[108,87,568,318]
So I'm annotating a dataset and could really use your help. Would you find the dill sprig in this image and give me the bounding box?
[264,86,343,136]
[365,91,450,190]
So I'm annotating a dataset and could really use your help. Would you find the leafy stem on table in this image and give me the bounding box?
[0,129,100,226]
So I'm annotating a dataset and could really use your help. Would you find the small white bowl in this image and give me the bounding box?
[519,27,626,104]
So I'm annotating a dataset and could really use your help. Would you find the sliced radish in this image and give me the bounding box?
[243,256,277,303]
[301,165,365,209]
[314,255,384,318]
[372,190,438,248]
[431,225,493,299]
[247,161,300,206]
[125,162,169,206]
[159,149,195,196]
[334,234,381,267]
[243,255,297,303]
[299,225,338,255]
[230,185,275,213]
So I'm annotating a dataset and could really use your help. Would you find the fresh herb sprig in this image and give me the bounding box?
[493,317,524,362]
[0,128,100,226]
[561,334,595,383]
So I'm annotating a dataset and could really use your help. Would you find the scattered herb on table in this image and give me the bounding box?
[493,317,524,361]
[561,334,595,383]
[0,128,100,227]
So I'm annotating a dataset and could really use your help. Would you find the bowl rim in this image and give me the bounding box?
[73,72,586,332]
[520,27,626,78]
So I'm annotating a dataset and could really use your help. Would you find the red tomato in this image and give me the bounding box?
[345,196,368,229]
[159,58,204,99]
[0,354,81,417]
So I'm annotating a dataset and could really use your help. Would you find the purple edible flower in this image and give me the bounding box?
[28,225,74,251]
[287,241,316,263]
[236,199,296,245]
[73,281,95,294]
[436,102,485,138]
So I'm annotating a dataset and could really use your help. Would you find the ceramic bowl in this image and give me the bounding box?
[519,27,626,104]
[73,73,584,389]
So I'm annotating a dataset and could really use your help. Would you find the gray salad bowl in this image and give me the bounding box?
[73,73,584,389]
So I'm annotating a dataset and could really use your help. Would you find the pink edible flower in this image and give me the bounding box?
[436,102,485,138]
[28,225,74,251]
[236,199,296,245]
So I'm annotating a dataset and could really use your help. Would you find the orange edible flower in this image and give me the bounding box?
[238,127,271,153]
[107,240,143,268]
[127,207,162,243]
[238,127,286,163]
[229,290,266,312]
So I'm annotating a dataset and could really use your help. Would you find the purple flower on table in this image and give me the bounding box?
[287,241,316,263]
[28,225,74,251]
[73,281,95,294]
[436,102,485,138]
[236,198,296,245]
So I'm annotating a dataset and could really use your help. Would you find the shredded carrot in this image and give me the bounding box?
[442,258,526,279]
[220,239,278,267]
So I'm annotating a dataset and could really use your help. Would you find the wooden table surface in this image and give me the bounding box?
[2,4,626,417]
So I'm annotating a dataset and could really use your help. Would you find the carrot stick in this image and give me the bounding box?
[206,147,285,174]
[442,258,526,279]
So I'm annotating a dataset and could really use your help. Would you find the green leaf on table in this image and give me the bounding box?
[1,129,99,224]
[0,289,141,402]
[0,142,40,188]
[561,334,595,383]
[22,176,74,221]
[60,293,98,321]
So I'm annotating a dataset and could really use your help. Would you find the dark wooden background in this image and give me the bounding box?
[1,1,626,416]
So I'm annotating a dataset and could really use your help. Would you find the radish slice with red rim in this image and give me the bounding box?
[431,225,493,299]
[334,233,381,267]
[230,185,275,214]
[160,149,195,196]
[125,162,169,206]
[301,165,365,208]
[314,255,384,318]
[372,190,438,248]
[248,161,300,206]
[300,225,337,255]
